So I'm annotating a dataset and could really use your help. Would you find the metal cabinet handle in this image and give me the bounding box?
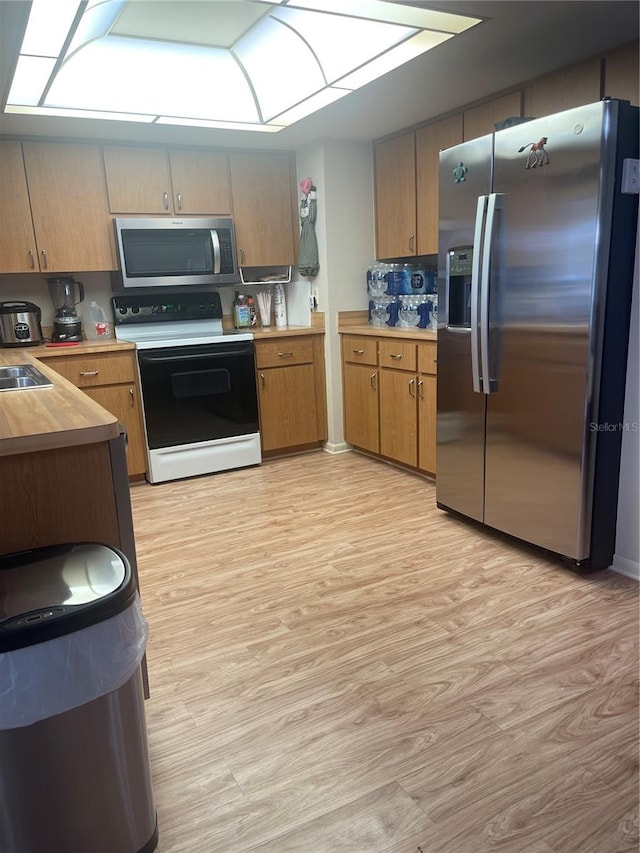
[370,372,377,390]
[278,352,293,358]
[28,250,35,269]
[417,379,424,399]
[390,353,403,360]
[239,247,245,264]
[163,192,169,210]
[409,234,415,252]
[352,348,364,355]
[79,370,99,377]
[409,378,415,397]
[129,387,135,404]
[260,372,266,390]
[176,192,182,211]
[41,250,48,269]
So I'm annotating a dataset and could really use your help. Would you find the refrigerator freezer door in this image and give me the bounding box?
[484,101,610,559]
[437,135,493,521]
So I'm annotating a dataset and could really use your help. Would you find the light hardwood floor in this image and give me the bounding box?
[130,452,639,853]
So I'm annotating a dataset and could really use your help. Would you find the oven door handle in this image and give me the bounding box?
[139,349,252,364]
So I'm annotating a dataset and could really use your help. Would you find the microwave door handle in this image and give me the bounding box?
[471,195,487,394]
[210,230,221,275]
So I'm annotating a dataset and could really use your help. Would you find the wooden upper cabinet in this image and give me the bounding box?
[463,91,522,141]
[523,58,602,119]
[104,145,232,215]
[374,132,416,260]
[0,141,38,273]
[603,40,639,105]
[416,114,463,256]
[168,149,231,215]
[229,151,296,267]
[22,141,116,273]
[103,146,173,214]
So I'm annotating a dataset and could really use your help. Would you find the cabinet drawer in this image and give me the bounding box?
[255,337,313,368]
[379,340,416,371]
[41,352,136,387]
[343,335,378,366]
[418,341,437,375]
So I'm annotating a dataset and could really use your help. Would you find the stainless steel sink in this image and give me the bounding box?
[0,364,53,391]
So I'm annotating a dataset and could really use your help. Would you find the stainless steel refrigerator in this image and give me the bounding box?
[436,98,638,571]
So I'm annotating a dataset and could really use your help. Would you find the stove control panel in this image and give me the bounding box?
[111,291,223,325]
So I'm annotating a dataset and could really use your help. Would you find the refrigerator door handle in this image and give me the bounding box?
[480,193,504,394]
[471,195,488,393]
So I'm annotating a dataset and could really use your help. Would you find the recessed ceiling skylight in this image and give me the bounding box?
[4,0,482,132]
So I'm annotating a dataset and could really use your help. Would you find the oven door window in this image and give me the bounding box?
[138,343,258,449]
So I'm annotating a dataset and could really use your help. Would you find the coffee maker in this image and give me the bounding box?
[47,277,85,342]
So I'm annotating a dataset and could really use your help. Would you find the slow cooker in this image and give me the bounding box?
[0,301,44,347]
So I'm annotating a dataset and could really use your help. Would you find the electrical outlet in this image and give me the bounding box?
[621,158,639,194]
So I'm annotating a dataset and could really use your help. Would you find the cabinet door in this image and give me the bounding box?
[169,149,231,215]
[83,384,147,477]
[416,114,463,256]
[23,142,116,272]
[463,92,522,141]
[229,151,296,267]
[379,368,417,467]
[257,364,318,451]
[523,58,602,119]
[418,373,437,474]
[0,141,38,273]
[343,362,379,454]
[374,132,416,260]
[103,145,172,214]
[603,40,639,105]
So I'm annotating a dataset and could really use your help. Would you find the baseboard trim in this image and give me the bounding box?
[610,553,640,581]
[323,441,352,455]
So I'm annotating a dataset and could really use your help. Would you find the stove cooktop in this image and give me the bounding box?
[111,291,254,348]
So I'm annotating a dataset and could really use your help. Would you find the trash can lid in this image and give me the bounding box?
[0,543,136,652]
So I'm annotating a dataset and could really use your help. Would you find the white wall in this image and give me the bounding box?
[612,231,640,579]
[295,140,374,451]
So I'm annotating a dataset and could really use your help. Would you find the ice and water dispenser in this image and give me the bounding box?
[446,247,473,328]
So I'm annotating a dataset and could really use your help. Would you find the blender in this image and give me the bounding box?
[47,277,85,342]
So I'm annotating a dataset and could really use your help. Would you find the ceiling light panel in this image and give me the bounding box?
[20,0,81,57]
[47,37,261,122]
[271,7,416,83]
[5,1,483,130]
[234,14,326,121]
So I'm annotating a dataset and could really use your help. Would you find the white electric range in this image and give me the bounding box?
[112,291,261,484]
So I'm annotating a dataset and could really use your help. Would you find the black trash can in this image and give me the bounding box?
[0,543,158,853]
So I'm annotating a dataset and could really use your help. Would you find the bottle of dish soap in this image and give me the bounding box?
[233,292,251,329]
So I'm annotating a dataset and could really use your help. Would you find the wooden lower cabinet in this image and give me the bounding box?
[37,349,147,478]
[342,333,437,475]
[379,367,417,466]
[343,362,379,454]
[83,384,147,478]
[255,335,327,454]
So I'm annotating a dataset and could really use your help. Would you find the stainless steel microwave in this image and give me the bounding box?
[113,217,239,288]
